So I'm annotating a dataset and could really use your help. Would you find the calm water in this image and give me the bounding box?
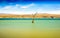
[0,20,60,38]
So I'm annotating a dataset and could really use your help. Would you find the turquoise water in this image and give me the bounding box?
[0,18,60,20]
[0,20,60,38]
[0,20,60,29]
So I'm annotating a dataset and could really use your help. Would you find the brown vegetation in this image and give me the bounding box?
[0,13,60,18]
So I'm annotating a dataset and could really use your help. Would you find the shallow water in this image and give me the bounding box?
[0,20,60,38]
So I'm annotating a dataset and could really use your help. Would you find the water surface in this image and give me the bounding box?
[0,20,60,38]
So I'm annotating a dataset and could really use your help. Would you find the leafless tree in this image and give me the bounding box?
[32,12,37,23]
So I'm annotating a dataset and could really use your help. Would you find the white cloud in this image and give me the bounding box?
[20,3,35,8]
[2,3,35,9]
[0,3,60,14]
[37,9,60,14]
[1,3,35,9]
[2,4,21,10]
[16,4,20,7]
[2,6,12,10]
[36,7,60,14]
[46,10,60,14]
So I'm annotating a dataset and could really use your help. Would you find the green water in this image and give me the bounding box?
[0,20,60,38]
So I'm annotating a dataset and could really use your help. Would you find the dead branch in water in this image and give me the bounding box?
[32,12,37,23]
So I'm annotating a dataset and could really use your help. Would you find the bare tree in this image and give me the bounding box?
[32,12,37,23]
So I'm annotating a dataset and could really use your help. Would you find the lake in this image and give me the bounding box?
[0,19,60,38]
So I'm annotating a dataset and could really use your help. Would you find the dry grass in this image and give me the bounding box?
[0,13,60,18]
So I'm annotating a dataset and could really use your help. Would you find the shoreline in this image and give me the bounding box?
[0,18,60,20]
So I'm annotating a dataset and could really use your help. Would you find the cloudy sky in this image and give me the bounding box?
[0,0,60,14]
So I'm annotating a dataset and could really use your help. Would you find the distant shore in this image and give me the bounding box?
[0,13,60,18]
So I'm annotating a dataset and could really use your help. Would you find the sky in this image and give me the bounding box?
[0,0,60,14]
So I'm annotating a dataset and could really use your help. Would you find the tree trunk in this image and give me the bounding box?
[32,18,34,23]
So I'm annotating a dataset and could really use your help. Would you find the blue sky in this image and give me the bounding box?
[0,0,60,14]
